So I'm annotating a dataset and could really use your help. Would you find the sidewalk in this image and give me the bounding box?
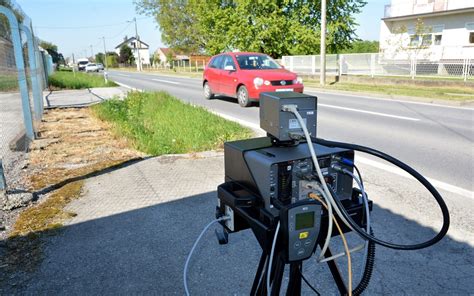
[44,87,128,108]
[4,150,473,294]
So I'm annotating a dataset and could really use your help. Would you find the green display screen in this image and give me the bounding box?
[295,212,314,230]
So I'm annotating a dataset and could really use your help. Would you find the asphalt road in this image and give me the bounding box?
[107,70,474,195]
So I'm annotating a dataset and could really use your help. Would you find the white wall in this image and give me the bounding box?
[380,11,474,60]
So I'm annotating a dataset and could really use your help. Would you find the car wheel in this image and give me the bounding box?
[203,82,214,100]
[237,85,251,107]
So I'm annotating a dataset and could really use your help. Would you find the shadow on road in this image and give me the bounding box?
[1,191,472,294]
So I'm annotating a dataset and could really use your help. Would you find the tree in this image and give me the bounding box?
[95,52,105,64]
[135,0,367,57]
[339,40,379,53]
[39,39,64,65]
[383,18,432,60]
[118,44,135,65]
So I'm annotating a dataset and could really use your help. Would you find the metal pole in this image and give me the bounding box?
[90,44,94,61]
[320,0,327,86]
[102,37,108,70]
[134,17,142,72]
[0,6,35,140]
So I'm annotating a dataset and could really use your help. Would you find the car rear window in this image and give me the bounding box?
[88,64,96,66]
[235,54,281,70]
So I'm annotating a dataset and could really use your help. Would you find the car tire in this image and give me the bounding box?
[237,85,251,107]
[203,82,214,100]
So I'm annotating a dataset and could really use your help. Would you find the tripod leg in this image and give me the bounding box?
[286,262,302,296]
[323,247,348,295]
[251,252,268,296]
[270,254,285,296]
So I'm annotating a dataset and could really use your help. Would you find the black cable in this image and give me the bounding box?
[298,265,321,295]
[314,137,450,250]
[352,229,376,296]
[353,164,364,189]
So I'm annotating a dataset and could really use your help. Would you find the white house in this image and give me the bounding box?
[154,47,190,66]
[380,0,474,61]
[115,37,150,65]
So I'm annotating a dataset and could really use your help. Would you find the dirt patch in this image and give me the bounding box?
[25,108,145,191]
[0,107,144,290]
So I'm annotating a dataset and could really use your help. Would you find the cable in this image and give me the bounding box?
[308,193,352,296]
[281,105,336,261]
[314,137,450,250]
[298,265,321,295]
[266,221,280,296]
[184,216,230,296]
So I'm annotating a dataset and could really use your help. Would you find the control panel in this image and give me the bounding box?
[280,201,322,262]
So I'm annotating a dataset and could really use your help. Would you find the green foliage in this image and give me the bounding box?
[39,40,58,52]
[135,0,366,57]
[92,91,252,155]
[39,40,64,65]
[48,71,117,89]
[119,44,135,64]
[339,40,379,53]
[106,55,119,68]
[0,74,18,92]
[95,52,105,64]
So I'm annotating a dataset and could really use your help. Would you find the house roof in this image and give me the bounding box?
[156,48,173,56]
[115,37,149,49]
[382,7,474,21]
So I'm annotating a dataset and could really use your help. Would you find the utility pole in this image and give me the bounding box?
[320,0,327,86]
[101,37,108,70]
[90,44,94,61]
[133,17,142,72]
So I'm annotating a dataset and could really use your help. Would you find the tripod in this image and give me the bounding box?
[250,243,349,296]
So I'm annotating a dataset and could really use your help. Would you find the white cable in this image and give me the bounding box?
[184,216,230,296]
[283,105,355,232]
[266,221,280,296]
[304,181,334,261]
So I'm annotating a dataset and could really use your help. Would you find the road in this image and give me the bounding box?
[107,70,474,195]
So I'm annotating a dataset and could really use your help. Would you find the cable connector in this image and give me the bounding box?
[331,163,344,172]
[281,104,298,112]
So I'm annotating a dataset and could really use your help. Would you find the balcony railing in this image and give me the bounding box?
[384,0,473,18]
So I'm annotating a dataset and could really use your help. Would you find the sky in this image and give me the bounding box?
[15,0,389,59]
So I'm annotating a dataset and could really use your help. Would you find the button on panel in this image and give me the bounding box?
[299,231,309,239]
[297,249,305,256]
[304,239,312,246]
[294,241,301,249]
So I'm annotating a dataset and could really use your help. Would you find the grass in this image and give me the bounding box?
[304,80,474,101]
[48,71,117,89]
[0,74,18,92]
[91,91,253,155]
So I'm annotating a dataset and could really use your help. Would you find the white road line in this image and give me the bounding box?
[307,90,474,111]
[356,156,474,200]
[319,103,421,121]
[210,111,265,135]
[116,73,130,77]
[114,81,143,92]
[151,78,180,85]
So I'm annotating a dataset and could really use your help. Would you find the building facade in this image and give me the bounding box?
[115,37,150,65]
[380,0,474,61]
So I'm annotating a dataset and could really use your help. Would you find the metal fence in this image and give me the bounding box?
[0,1,53,192]
[281,51,473,81]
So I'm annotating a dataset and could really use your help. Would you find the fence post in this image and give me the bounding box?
[0,160,6,191]
[0,6,35,140]
[370,53,375,78]
[20,24,43,121]
[339,55,344,76]
[410,57,416,80]
[311,55,316,75]
[290,56,294,72]
[202,60,205,70]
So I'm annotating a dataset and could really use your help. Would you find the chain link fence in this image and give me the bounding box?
[0,1,53,192]
[282,48,473,81]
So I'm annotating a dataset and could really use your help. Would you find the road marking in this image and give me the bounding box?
[356,156,474,200]
[307,90,474,111]
[114,81,143,92]
[151,78,181,85]
[319,103,421,121]
[116,73,131,77]
[209,111,265,135]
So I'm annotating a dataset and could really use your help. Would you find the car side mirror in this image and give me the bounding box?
[224,65,236,71]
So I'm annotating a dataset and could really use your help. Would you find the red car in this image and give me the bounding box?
[203,52,304,107]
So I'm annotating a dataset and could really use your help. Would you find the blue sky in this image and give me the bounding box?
[16,0,388,59]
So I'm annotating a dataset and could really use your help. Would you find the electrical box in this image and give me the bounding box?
[259,92,317,142]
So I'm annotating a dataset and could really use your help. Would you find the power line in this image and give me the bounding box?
[35,17,151,30]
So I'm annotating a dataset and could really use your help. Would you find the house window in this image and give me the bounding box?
[470,32,474,44]
[421,34,432,46]
[434,34,442,45]
[410,35,420,46]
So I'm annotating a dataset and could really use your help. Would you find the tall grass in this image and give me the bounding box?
[91,91,252,155]
[48,71,116,89]
[0,74,18,92]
